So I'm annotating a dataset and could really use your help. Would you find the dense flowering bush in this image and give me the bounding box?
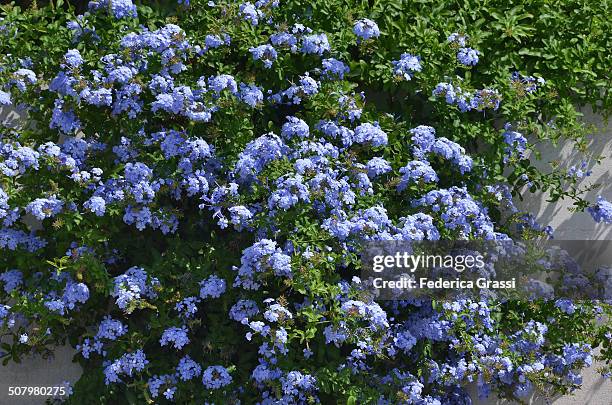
[0,1,611,404]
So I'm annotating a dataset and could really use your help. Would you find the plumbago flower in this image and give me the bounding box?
[88,1,137,20]
[457,47,480,66]
[588,196,612,224]
[0,1,610,404]
[353,18,380,42]
[392,53,422,81]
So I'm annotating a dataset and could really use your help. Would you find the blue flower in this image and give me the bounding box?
[88,0,137,19]
[0,229,46,252]
[433,82,458,104]
[0,269,22,293]
[229,299,259,322]
[199,275,227,299]
[175,296,200,318]
[396,213,440,240]
[11,68,37,91]
[202,365,232,389]
[204,34,228,50]
[97,317,128,341]
[398,161,439,190]
[62,281,90,310]
[365,157,391,178]
[208,74,238,94]
[301,34,330,55]
[471,88,501,111]
[280,370,317,399]
[341,299,389,330]
[238,83,264,107]
[555,299,577,314]
[160,326,190,350]
[84,196,106,216]
[249,44,278,68]
[50,99,81,133]
[270,31,297,50]
[392,53,422,81]
[502,124,528,162]
[80,87,113,107]
[353,19,380,41]
[510,71,545,93]
[0,90,11,105]
[233,239,292,289]
[104,350,148,385]
[234,133,288,183]
[588,196,612,224]
[148,374,176,398]
[64,49,83,68]
[25,195,64,220]
[447,32,468,47]
[239,2,262,26]
[457,47,480,66]
[112,267,159,311]
[281,116,310,139]
[221,204,250,228]
[353,122,388,147]
[268,175,310,211]
[177,355,202,381]
[264,302,293,323]
[414,187,500,239]
[321,58,349,80]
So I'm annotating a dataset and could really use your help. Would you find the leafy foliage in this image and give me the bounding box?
[0,1,610,404]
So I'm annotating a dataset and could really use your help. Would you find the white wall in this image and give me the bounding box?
[467,106,612,404]
[518,106,612,404]
[518,106,612,241]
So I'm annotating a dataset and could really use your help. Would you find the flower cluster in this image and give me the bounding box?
[433,82,502,111]
[588,196,612,224]
[88,0,137,20]
[510,71,545,94]
[392,53,422,81]
[353,19,380,42]
[457,47,480,66]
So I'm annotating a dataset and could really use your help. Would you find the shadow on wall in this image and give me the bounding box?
[517,106,612,241]
[500,107,612,404]
[0,105,24,129]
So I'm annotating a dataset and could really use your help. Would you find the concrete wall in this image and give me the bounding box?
[0,106,611,404]
[0,346,81,405]
[518,105,612,404]
[518,106,612,241]
[466,106,612,404]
